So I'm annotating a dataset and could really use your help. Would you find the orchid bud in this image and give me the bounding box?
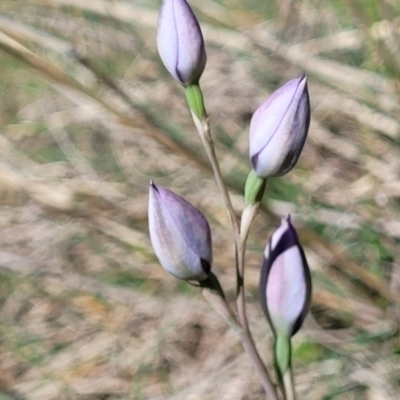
[259,215,311,338]
[249,75,310,178]
[148,182,212,282]
[157,0,206,86]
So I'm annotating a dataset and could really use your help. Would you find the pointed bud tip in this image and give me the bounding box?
[283,214,292,224]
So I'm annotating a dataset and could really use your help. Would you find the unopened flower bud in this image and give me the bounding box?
[157,0,206,86]
[249,75,310,178]
[148,182,212,281]
[260,215,311,338]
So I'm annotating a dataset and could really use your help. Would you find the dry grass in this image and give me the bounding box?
[0,0,400,399]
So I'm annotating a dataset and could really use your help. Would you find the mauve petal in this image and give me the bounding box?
[148,183,211,281]
[157,0,206,85]
[249,75,310,177]
[266,246,307,335]
[260,215,311,337]
[173,0,206,83]
[250,78,302,154]
[157,0,179,81]
[156,185,212,264]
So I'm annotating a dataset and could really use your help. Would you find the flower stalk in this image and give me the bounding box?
[260,216,312,399]
[155,2,312,399]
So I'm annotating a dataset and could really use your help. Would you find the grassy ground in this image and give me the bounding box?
[0,0,400,399]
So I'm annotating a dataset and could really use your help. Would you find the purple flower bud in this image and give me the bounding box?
[157,0,206,85]
[148,182,212,281]
[249,75,310,178]
[260,215,311,337]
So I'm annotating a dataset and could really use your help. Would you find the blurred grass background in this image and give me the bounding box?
[0,0,400,399]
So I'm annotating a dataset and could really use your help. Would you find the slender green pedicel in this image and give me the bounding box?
[185,84,207,121]
[244,169,266,205]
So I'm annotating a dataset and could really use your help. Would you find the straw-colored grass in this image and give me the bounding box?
[0,0,400,398]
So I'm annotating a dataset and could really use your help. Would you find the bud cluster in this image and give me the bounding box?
[150,1,313,397]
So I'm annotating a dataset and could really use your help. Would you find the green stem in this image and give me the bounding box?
[185,84,239,237]
[185,84,207,121]
[237,240,279,400]
[244,169,267,205]
[274,335,295,400]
